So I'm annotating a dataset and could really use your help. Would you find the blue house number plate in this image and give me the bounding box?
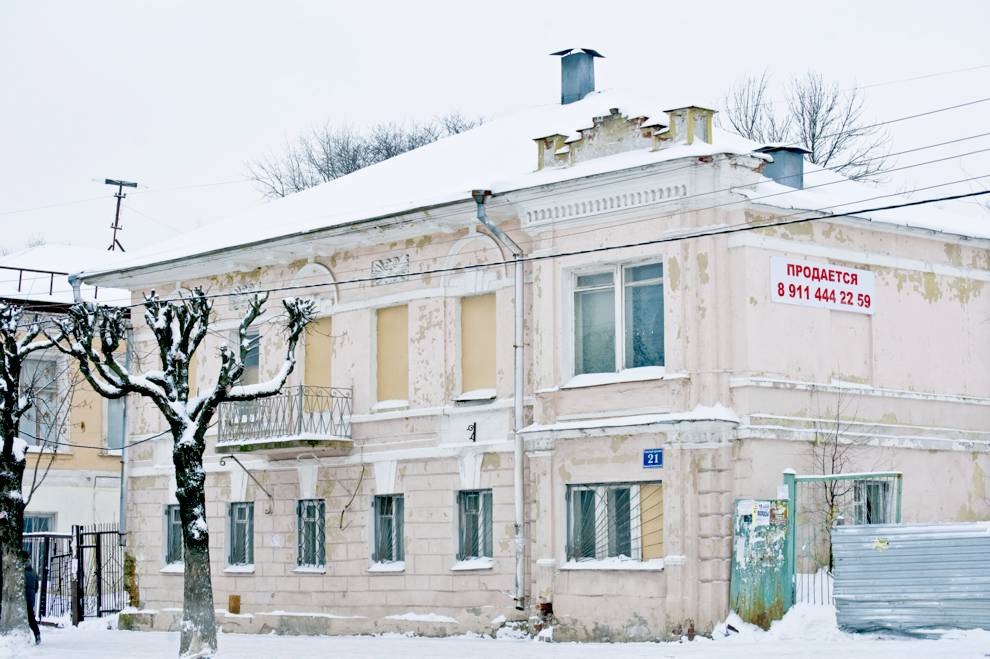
[643,448,663,468]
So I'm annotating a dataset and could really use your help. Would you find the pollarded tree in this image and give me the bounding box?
[0,304,55,638]
[53,289,314,658]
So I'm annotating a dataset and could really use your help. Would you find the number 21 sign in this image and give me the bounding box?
[643,448,663,469]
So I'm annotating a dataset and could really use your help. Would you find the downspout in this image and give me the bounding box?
[472,190,526,611]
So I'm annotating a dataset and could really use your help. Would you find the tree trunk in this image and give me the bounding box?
[174,442,216,658]
[0,450,28,636]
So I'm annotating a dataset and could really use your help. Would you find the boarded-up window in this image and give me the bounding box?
[639,483,664,559]
[304,317,333,388]
[460,294,496,394]
[376,306,408,402]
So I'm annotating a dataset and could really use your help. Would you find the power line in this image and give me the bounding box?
[20,426,173,452]
[35,183,988,314]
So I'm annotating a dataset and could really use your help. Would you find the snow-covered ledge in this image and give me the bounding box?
[159,563,184,574]
[561,367,687,390]
[450,557,494,572]
[559,557,665,571]
[368,560,405,573]
[372,399,408,413]
[224,564,255,574]
[293,566,326,575]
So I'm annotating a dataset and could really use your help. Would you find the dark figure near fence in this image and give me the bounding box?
[23,551,40,644]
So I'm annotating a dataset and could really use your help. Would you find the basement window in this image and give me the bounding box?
[573,263,664,376]
[853,479,893,525]
[566,482,663,561]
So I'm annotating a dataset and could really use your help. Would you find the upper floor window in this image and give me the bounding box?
[106,397,126,451]
[376,306,408,404]
[459,294,496,398]
[240,330,261,385]
[20,358,59,445]
[573,263,663,376]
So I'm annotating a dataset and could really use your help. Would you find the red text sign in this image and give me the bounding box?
[770,257,874,315]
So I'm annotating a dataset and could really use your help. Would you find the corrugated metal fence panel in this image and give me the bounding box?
[832,522,990,633]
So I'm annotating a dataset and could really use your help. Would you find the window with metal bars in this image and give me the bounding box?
[297,499,326,567]
[457,490,492,559]
[372,494,404,562]
[228,502,254,565]
[566,482,663,561]
[165,505,183,565]
[853,479,892,525]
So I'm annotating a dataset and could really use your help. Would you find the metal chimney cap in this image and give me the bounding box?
[550,48,604,58]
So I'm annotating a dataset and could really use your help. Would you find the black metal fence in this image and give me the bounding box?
[22,523,126,624]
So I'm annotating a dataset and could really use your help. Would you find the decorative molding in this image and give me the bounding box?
[522,184,688,228]
[371,255,410,286]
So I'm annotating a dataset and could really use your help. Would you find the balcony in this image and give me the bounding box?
[216,385,353,458]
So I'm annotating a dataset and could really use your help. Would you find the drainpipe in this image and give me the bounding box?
[472,190,526,611]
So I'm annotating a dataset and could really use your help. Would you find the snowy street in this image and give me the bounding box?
[4,607,990,659]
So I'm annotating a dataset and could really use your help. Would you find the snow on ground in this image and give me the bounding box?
[4,605,989,659]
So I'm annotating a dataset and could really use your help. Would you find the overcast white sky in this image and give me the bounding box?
[2,0,988,254]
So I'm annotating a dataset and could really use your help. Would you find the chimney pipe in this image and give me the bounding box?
[551,48,603,105]
[756,145,810,190]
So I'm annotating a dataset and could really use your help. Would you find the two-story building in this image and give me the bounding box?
[0,245,129,539]
[80,51,990,640]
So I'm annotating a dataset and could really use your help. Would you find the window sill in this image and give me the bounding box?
[224,564,255,574]
[293,566,326,575]
[368,561,405,573]
[372,400,408,413]
[450,557,494,572]
[562,367,680,390]
[454,389,496,405]
[559,558,665,572]
[160,563,184,574]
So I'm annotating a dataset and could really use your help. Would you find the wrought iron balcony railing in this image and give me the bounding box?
[217,385,352,454]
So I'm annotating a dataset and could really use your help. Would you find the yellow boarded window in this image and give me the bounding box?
[304,317,333,388]
[376,306,408,402]
[460,294,496,393]
[640,483,664,559]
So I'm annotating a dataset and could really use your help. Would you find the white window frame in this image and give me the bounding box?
[568,261,665,380]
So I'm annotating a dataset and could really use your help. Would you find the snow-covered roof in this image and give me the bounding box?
[0,245,130,306]
[77,88,990,285]
[739,161,990,239]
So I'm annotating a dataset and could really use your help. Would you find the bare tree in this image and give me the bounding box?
[53,289,314,658]
[247,112,482,199]
[0,304,55,638]
[721,71,890,180]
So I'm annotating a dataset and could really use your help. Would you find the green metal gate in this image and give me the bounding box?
[783,471,903,606]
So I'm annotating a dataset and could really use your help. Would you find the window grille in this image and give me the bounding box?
[372,494,404,562]
[297,499,326,567]
[228,502,254,565]
[457,490,493,559]
[566,482,663,561]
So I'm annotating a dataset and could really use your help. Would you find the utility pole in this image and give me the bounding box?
[104,179,138,252]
